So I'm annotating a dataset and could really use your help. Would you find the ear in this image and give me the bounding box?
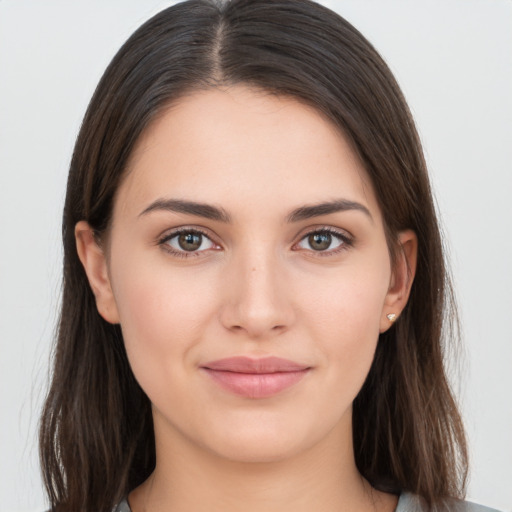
[379,229,418,333]
[75,221,120,324]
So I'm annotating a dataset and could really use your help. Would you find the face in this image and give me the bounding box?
[77,86,415,464]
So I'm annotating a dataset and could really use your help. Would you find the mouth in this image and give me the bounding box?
[200,356,311,399]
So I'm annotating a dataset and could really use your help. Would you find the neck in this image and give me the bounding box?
[129,413,397,512]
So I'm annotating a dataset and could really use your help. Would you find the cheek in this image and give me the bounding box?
[301,260,389,337]
[109,257,218,382]
[298,259,389,382]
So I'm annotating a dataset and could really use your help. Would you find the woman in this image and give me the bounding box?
[38,1,499,511]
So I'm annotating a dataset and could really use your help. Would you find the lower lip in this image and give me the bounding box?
[202,368,309,399]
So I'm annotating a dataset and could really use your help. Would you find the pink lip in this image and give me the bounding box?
[201,356,311,399]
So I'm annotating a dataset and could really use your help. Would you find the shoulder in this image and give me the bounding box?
[396,492,503,512]
[113,497,132,512]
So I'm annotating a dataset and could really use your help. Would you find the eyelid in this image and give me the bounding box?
[292,225,354,255]
[157,226,222,258]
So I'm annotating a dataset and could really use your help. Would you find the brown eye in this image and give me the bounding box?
[308,232,332,251]
[296,229,348,253]
[162,229,216,255]
[178,232,202,251]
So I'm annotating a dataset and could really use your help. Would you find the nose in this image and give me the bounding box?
[219,249,295,340]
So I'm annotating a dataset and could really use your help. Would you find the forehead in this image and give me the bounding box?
[115,86,381,222]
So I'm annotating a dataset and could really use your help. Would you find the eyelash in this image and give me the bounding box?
[158,227,217,259]
[296,227,354,257]
[157,226,353,259]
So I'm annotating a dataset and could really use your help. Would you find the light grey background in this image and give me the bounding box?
[1,1,511,511]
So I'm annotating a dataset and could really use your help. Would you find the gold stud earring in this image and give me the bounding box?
[386,313,397,323]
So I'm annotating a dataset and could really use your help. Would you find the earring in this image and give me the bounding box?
[386,313,397,323]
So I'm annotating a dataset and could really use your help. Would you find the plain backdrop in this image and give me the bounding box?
[1,1,511,511]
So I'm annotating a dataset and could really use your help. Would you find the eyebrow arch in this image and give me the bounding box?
[287,199,373,223]
[139,198,372,224]
[139,198,232,223]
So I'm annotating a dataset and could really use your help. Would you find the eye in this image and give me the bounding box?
[159,228,218,257]
[295,228,351,254]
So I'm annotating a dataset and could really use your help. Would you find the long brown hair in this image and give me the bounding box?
[39,1,468,510]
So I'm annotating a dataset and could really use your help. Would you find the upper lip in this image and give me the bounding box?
[201,356,310,374]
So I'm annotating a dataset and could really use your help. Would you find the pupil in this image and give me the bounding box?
[178,232,202,251]
[309,232,331,251]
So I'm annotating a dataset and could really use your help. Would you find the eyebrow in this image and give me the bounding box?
[139,198,232,222]
[286,199,373,223]
[139,198,372,223]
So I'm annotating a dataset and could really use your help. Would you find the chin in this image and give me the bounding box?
[205,433,307,464]
[193,412,335,465]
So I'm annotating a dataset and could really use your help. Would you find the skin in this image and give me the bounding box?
[76,86,417,512]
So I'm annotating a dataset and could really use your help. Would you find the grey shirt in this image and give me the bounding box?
[114,492,501,511]
[396,492,501,511]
